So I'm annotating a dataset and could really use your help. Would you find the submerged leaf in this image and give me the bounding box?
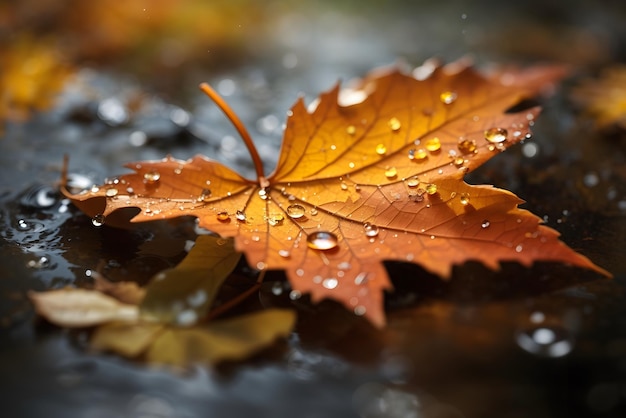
[145,309,296,366]
[140,235,242,325]
[65,61,610,327]
[91,322,164,358]
[28,288,138,327]
[90,309,295,365]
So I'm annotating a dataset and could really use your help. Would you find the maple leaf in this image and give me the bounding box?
[64,61,610,327]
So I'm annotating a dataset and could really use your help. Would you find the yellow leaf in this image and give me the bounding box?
[28,288,138,327]
[146,309,296,366]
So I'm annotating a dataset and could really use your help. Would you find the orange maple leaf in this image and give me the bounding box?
[64,61,610,327]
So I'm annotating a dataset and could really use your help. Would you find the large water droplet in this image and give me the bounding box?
[387,117,401,132]
[307,231,338,250]
[143,170,161,183]
[484,127,508,143]
[287,204,306,219]
[457,138,477,153]
[268,213,284,226]
[375,144,387,155]
[440,90,457,104]
[363,222,379,237]
[424,137,441,152]
[92,214,105,227]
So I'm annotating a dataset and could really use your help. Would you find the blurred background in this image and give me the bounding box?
[1,1,626,417]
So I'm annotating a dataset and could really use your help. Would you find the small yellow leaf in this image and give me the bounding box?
[91,322,164,358]
[146,309,296,366]
[140,235,242,325]
[28,288,139,327]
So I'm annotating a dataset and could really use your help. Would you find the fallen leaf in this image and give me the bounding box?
[140,234,242,325]
[145,309,295,366]
[28,288,138,327]
[90,309,295,365]
[571,65,626,129]
[65,61,610,327]
[93,273,146,305]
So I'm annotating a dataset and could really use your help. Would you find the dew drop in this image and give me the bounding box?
[440,90,457,104]
[484,127,508,143]
[271,282,284,295]
[143,170,161,183]
[258,189,268,200]
[268,213,284,226]
[459,193,470,205]
[338,261,352,270]
[406,177,419,188]
[348,162,356,169]
[515,244,523,253]
[322,277,339,289]
[341,182,348,190]
[481,220,490,228]
[452,156,465,167]
[411,148,428,161]
[363,222,380,237]
[105,188,118,197]
[216,211,230,222]
[346,125,356,135]
[425,183,438,195]
[457,138,477,154]
[307,231,338,251]
[388,117,401,132]
[92,214,105,227]
[375,143,387,155]
[278,249,291,258]
[287,204,306,219]
[310,208,318,216]
[236,210,246,221]
[424,137,441,152]
[384,167,397,179]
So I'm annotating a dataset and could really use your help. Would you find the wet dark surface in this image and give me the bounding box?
[2,1,626,417]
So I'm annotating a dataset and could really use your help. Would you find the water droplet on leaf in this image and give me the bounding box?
[92,214,105,227]
[105,188,118,197]
[236,210,246,221]
[440,90,457,104]
[143,170,161,183]
[346,125,356,135]
[481,220,490,228]
[216,211,230,221]
[363,222,379,237]
[425,183,438,195]
[322,277,338,289]
[287,204,306,219]
[384,167,397,179]
[459,193,470,205]
[484,127,508,143]
[388,117,401,131]
[375,144,387,155]
[307,231,338,250]
[424,137,441,152]
[457,138,477,153]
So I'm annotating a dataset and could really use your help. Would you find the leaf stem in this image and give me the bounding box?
[199,83,265,181]
[206,271,266,321]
